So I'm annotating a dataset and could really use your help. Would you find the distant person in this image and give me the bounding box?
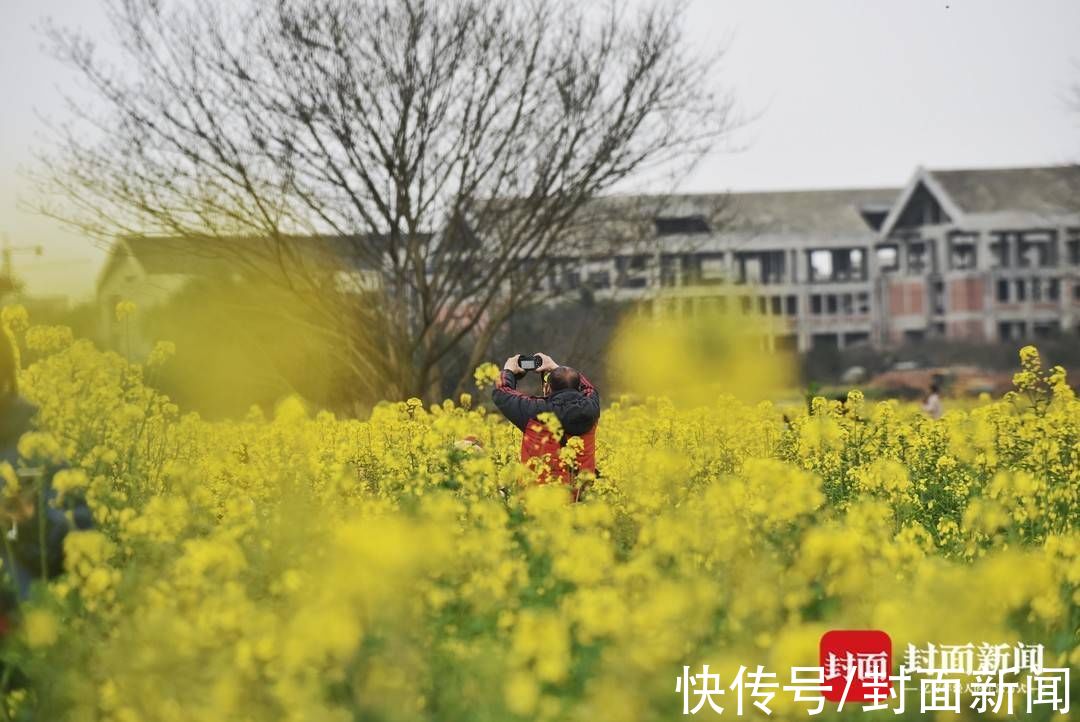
[0,329,92,621]
[922,383,943,420]
[492,352,600,501]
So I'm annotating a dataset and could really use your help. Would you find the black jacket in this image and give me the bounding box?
[492,369,600,437]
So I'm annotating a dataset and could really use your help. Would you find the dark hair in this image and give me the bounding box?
[547,366,581,392]
[0,330,15,399]
[930,383,940,394]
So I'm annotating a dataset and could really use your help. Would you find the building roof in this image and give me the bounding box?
[576,186,902,252]
[98,233,404,291]
[121,236,243,276]
[927,165,1080,216]
[720,188,902,235]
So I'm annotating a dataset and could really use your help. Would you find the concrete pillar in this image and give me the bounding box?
[973,231,992,272]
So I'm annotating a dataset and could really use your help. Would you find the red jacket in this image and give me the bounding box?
[492,369,599,499]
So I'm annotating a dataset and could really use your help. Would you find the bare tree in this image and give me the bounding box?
[34,0,734,403]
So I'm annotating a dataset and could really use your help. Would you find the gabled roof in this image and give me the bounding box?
[879,164,1080,237]
[929,165,1080,215]
[579,187,901,243]
[97,233,417,291]
[122,235,245,276]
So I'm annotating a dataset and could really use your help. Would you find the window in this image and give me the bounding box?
[680,255,702,285]
[587,270,611,289]
[998,321,1025,341]
[832,249,864,281]
[785,296,797,316]
[856,292,870,314]
[996,279,1009,303]
[811,295,822,315]
[808,248,866,282]
[775,335,798,352]
[1032,278,1043,302]
[808,250,832,282]
[948,232,977,270]
[736,251,785,284]
[826,295,838,314]
[770,296,782,315]
[847,249,865,280]
[907,242,928,274]
[1048,279,1060,301]
[654,215,710,235]
[1033,322,1059,339]
[660,255,679,287]
[876,245,898,271]
[1067,229,1080,265]
[1015,279,1026,302]
[699,254,726,283]
[616,256,650,289]
[762,252,785,284]
[840,294,853,315]
[990,233,1010,268]
[812,333,839,349]
[1018,231,1055,268]
[740,256,762,284]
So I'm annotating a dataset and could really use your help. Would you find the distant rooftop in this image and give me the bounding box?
[97,233,408,290]
[590,186,903,239]
[722,188,902,235]
[928,165,1080,216]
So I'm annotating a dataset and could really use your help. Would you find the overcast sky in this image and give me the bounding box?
[2,0,1079,300]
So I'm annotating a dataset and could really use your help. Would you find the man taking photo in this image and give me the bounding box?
[492,352,600,501]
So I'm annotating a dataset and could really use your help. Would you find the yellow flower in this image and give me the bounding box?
[1,304,29,333]
[472,362,501,389]
[23,609,59,648]
[147,340,176,368]
[114,300,137,322]
[504,671,540,716]
[0,326,1074,722]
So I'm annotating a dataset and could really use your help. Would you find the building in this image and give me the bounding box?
[96,234,383,353]
[546,187,900,352]
[553,164,1080,352]
[97,164,1080,355]
[874,165,1080,346]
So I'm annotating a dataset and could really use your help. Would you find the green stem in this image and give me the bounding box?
[37,479,47,581]
[0,664,13,722]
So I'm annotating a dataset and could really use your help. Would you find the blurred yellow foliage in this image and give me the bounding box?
[0,313,1073,721]
[608,307,794,405]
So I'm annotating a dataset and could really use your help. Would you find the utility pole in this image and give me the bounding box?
[0,232,44,296]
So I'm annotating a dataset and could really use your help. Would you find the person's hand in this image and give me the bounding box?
[504,355,524,375]
[536,352,558,372]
